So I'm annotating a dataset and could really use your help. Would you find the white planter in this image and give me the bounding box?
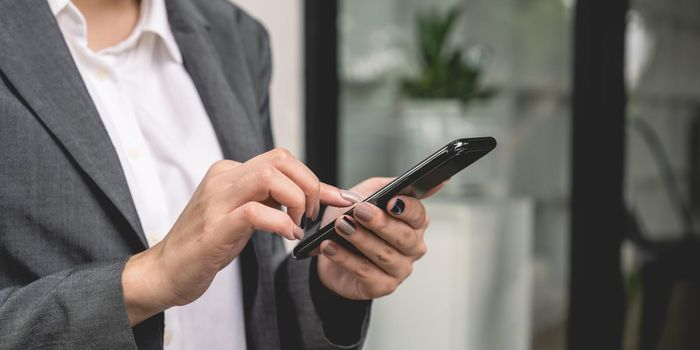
[394,99,508,198]
[364,199,533,350]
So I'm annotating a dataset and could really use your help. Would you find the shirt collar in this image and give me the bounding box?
[47,0,69,15]
[47,0,182,63]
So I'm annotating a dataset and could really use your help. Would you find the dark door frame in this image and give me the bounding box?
[304,0,339,185]
[568,0,629,349]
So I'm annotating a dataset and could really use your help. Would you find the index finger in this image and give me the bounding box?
[320,182,355,208]
[253,149,320,218]
[253,149,352,219]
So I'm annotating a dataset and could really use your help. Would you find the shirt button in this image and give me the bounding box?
[164,329,173,346]
[94,68,109,81]
[126,148,141,160]
[147,232,164,244]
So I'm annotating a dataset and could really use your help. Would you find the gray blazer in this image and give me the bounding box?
[0,0,370,349]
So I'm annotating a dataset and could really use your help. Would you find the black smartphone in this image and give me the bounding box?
[292,137,497,260]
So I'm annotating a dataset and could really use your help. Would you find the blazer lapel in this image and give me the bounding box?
[0,0,148,248]
[165,0,265,163]
[166,1,277,348]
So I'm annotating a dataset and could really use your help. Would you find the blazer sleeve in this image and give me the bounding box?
[275,245,372,350]
[245,17,372,350]
[0,259,141,349]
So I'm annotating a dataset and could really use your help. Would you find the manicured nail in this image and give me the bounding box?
[300,215,307,229]
[354,202,375,221]
[340,189,363,204]
[337,216,356,236]
[390,198,405,215]
[322,242,337,256]
[293,226,304,240]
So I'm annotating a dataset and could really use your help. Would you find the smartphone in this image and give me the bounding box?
[292,137,497,260]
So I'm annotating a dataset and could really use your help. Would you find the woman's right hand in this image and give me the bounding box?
[121,148,352,325]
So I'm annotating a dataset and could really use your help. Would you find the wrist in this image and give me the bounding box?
[121,246,170,326]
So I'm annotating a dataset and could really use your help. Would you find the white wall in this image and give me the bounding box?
[231,0,305,158]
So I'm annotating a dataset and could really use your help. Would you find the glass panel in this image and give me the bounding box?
[623,0,700,348]
[337,0,573,348]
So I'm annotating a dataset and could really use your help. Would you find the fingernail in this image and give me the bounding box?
[340,189,363,204]
[293,225,304,240]
[337,216,356,236]
[323,242,337,256]
[354,202,375,221]
[390,198,405,215]
[300,215,307,229]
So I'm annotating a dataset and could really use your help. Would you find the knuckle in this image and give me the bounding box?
[377,280,398,296]
[387,281,399,294]
[296,186,307,202]
[273,147,293,161]
[335,250,350,264]
[208,160,227,173]
[209,159,238,177]
[372,214,390,232]
[354,260,373,280]
[415,242,428,258]
[394,230,416,250]
[403,263,414,277]
[288,188,306,210]
[312,177,321,197]
[293,197,306,211]
[257,166,276,184]
[375,246,395,264]
[240,202,258,221]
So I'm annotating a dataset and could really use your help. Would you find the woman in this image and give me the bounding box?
[0,0,432,349]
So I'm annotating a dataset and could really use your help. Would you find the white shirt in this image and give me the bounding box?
[48,1,247,349]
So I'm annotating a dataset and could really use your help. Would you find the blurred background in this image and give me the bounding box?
[236,0,700,349]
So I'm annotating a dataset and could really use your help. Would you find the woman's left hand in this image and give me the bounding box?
[316,177,442,300]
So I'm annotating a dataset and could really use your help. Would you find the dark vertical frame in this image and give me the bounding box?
[304,0,340,185]
[569,0,629,349]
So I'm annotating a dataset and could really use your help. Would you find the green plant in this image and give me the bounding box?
[401,6,496,107]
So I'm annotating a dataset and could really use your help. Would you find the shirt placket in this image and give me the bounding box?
[111,64,172,246]
[74,46,169,249]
